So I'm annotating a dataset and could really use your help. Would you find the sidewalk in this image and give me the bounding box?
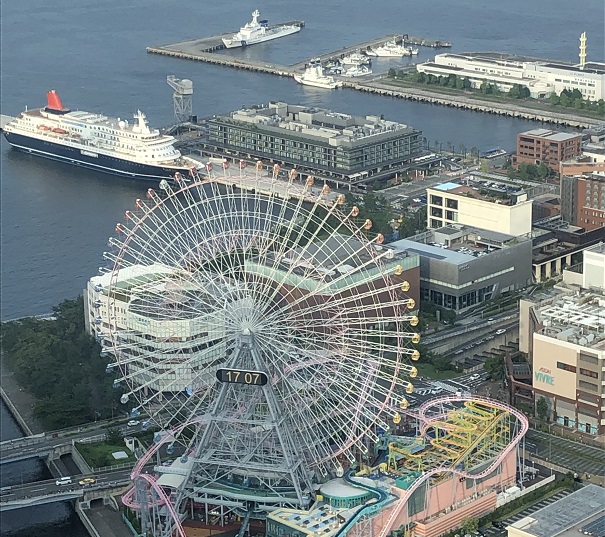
[0,353,45,435]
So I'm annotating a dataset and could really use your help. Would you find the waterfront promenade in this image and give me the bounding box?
[0,354,44,435]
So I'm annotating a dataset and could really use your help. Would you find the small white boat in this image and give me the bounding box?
[222,9,301,49]
[294,60,343,89]
[342,65,373,77]
[367,40,410,58]
[340,51,371,66]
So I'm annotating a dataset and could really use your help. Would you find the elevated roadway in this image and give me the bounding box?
[0,469,131,512]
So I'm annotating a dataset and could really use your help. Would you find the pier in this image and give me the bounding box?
[146,31,601,128]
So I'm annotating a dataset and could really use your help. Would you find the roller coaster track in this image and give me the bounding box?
[370,395,529,537]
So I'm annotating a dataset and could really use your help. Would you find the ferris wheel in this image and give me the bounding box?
[100,170,420,509]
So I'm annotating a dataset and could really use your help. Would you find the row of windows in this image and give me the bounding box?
[579,368,599,379]
[557,361,576,373]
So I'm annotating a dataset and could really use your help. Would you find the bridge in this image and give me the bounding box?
[0,420,145,465]
[0,469,131,512]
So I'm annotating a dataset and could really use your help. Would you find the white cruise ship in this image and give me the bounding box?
[293,60,343,89]
[3,90,203,180]
[222,9,302,49]
[366,40,412,57]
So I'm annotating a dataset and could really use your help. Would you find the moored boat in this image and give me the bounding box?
[2,90,203,181]
[222,9,302,49]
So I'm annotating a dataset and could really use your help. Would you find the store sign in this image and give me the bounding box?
[535,367,554,385]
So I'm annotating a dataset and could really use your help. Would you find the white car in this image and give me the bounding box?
[495,328,506,335]
[127,420,140,427]
[470,374,481,381]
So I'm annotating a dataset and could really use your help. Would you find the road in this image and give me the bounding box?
[0,468,132,511]
[524,429,605,478]
[0,421,147,465]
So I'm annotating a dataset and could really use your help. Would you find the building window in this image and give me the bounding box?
[556,361,576,373]
[579,380,598,392]
[430,195,443,206]
[445,210,458,221]
[446,199,458,210]
[580,353,599,365]
[579,368,598,379]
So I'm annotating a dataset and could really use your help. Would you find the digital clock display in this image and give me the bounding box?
[216,368,268,386]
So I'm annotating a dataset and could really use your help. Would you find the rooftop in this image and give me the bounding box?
[508,484,605,537]
[428,181,527,205]
[211,101,419,147]
[537,291,605,350]
[391,225,519,266]
[520,129,582,142]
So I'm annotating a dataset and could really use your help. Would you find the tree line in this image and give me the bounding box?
[1,297,121,430]
[388,69,605,114]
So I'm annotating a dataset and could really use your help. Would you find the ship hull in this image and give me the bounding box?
[3,132,193,181]
[222,25,300,48]
[293,76,342,89]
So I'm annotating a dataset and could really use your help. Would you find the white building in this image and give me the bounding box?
[426,182,533,237]
[85,264,226,394]
[417,52,605,101]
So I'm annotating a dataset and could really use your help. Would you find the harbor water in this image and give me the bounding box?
[1,0,603,534]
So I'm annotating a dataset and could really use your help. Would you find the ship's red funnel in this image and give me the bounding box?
[46,90,65,111]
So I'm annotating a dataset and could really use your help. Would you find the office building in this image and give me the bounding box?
[513,129,582,173]
[426,182,533,237]
[519,288,605,435]
[204,101,423,183]
[391,225,533,311]
[416,52,605,101]
[561,172,605,230]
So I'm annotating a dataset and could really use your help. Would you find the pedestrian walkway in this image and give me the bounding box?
[0,354,44,434]
[85,505,134,537]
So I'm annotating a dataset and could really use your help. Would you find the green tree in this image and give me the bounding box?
[461,516,479,534]
[597,99,605,116]
[0,297,122,429]
[462,77,472,89]
[388,68,397,78]
[483,355,504,380]
[508,85,520,99]
[455,76,465,89]
[571,88,582,101]
[573,98,583,110]
[106,427,124,445]
[537,163,550,179]
[536,396,549,422]
[519,85,530,98]
[549,93,560,105]
[559,92,570,107]
[432,354,453,373]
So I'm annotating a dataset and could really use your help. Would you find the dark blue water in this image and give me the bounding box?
[1,0,603,533]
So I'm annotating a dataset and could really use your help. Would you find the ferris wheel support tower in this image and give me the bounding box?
[167,75,193,123]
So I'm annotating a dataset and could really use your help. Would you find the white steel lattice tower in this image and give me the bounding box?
[98,169,420,536]
[167,75,193,123]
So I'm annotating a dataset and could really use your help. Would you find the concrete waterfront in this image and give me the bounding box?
[147,31,601,128]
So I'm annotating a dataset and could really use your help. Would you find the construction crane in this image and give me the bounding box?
[167,76,193,124]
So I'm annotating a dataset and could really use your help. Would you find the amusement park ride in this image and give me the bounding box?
[91,162,528,537]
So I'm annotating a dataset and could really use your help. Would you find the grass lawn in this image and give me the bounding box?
[415,362,459,380]
[76,441,134,469]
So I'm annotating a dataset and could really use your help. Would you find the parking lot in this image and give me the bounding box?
[525,429,605,478]
[481,490,571,536]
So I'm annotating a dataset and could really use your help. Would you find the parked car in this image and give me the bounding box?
[127,420,140,427]
[470,373,481,381]
[495,328,506,335]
